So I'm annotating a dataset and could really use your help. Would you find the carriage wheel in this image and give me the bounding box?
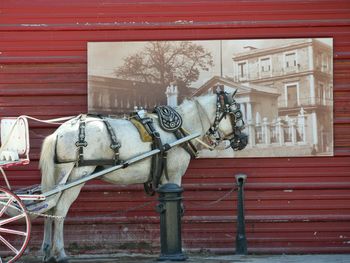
[0,187,31,263]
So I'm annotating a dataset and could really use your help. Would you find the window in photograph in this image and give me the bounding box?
[318,82,327,105]
[260,57,271,73]
[285,52,297,69]
[285,83,299,107]
[237,61,247,79]
[322,53,328,72]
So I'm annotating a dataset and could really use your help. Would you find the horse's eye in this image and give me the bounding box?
[231,103,240,111]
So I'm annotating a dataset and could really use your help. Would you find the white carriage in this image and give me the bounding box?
[0,116,33,263]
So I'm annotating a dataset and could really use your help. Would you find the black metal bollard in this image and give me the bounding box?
[156,183,187,261]
[235,173,248,255]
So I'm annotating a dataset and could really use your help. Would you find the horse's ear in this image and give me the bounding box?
[232,89,238,98]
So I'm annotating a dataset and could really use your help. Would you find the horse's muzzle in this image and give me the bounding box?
[230,133,248,151]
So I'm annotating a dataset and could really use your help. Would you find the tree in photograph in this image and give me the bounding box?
[115,41,214,91]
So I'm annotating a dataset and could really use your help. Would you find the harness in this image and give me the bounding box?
[154,106,197,158]
[56,114,122,167]
[56,88,247,196]
[69,110,196,196]
[132,106,197,196]
[204,86,248,151]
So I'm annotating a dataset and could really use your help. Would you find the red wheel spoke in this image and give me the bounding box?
[0,235,19,254]
[0,197,14,217]
[0,227,27,236]
[0,214,25,226]
[0,187,31,262]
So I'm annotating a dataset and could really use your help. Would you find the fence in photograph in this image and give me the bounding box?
[246,109,307,147]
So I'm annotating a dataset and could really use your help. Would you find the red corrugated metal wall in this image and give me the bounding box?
[1,0,350,255]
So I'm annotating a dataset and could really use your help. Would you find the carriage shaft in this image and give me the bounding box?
[0,194,45,201]
[43,133,200,198]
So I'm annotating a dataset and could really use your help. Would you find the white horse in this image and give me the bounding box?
[39,91,247,263]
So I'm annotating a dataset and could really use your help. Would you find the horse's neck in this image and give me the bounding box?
[178,95,216,137]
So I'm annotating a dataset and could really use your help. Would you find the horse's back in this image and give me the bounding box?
[55,116,152,163]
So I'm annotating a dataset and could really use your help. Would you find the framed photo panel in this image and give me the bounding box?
[88,38,333,157]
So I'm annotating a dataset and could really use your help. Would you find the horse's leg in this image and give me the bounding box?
[51,166,95,263]
[41,210,55,263]
[51,183,85,263]
[40,162,76,262]
[162,147,191,186]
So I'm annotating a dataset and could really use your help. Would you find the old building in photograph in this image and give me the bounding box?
[89,75,167,115]
[192,39,333,156]
[231,39,333,155]
[88,78,193,116]
[89,75,194,115]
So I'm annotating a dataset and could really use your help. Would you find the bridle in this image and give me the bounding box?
[202,87,248,151]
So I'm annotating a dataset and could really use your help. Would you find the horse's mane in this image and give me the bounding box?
[177,93,215,109]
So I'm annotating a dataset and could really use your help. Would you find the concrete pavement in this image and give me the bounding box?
[19,253,350,263]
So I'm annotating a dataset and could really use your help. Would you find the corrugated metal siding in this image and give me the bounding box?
[1,0,350,255]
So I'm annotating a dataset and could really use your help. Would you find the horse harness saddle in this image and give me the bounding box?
[72,108,197,196]
[132,106,197,196]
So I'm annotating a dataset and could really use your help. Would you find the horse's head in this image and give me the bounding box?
[205,86,248,151]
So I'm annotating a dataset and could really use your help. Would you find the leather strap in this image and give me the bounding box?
[175,128,198,158]
[133,115,166,196]
[56,115,122,167]
[75,114,88,167]
[102,117,121,165]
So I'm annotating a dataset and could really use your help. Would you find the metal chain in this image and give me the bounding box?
[26,210,65,220]
[25,200,157,221]
[27,210,66,220]
[24,187,235,221]
[185,186,237,207]
[104,200,157,218]
[0,198,66,221]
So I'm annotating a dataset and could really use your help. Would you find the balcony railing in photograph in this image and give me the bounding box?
[279,97,332,109]
[233,64,303,82]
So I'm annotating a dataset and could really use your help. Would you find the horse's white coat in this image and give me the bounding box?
[39,93,236,262]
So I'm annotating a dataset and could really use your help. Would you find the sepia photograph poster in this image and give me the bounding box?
[88,38,333,158]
